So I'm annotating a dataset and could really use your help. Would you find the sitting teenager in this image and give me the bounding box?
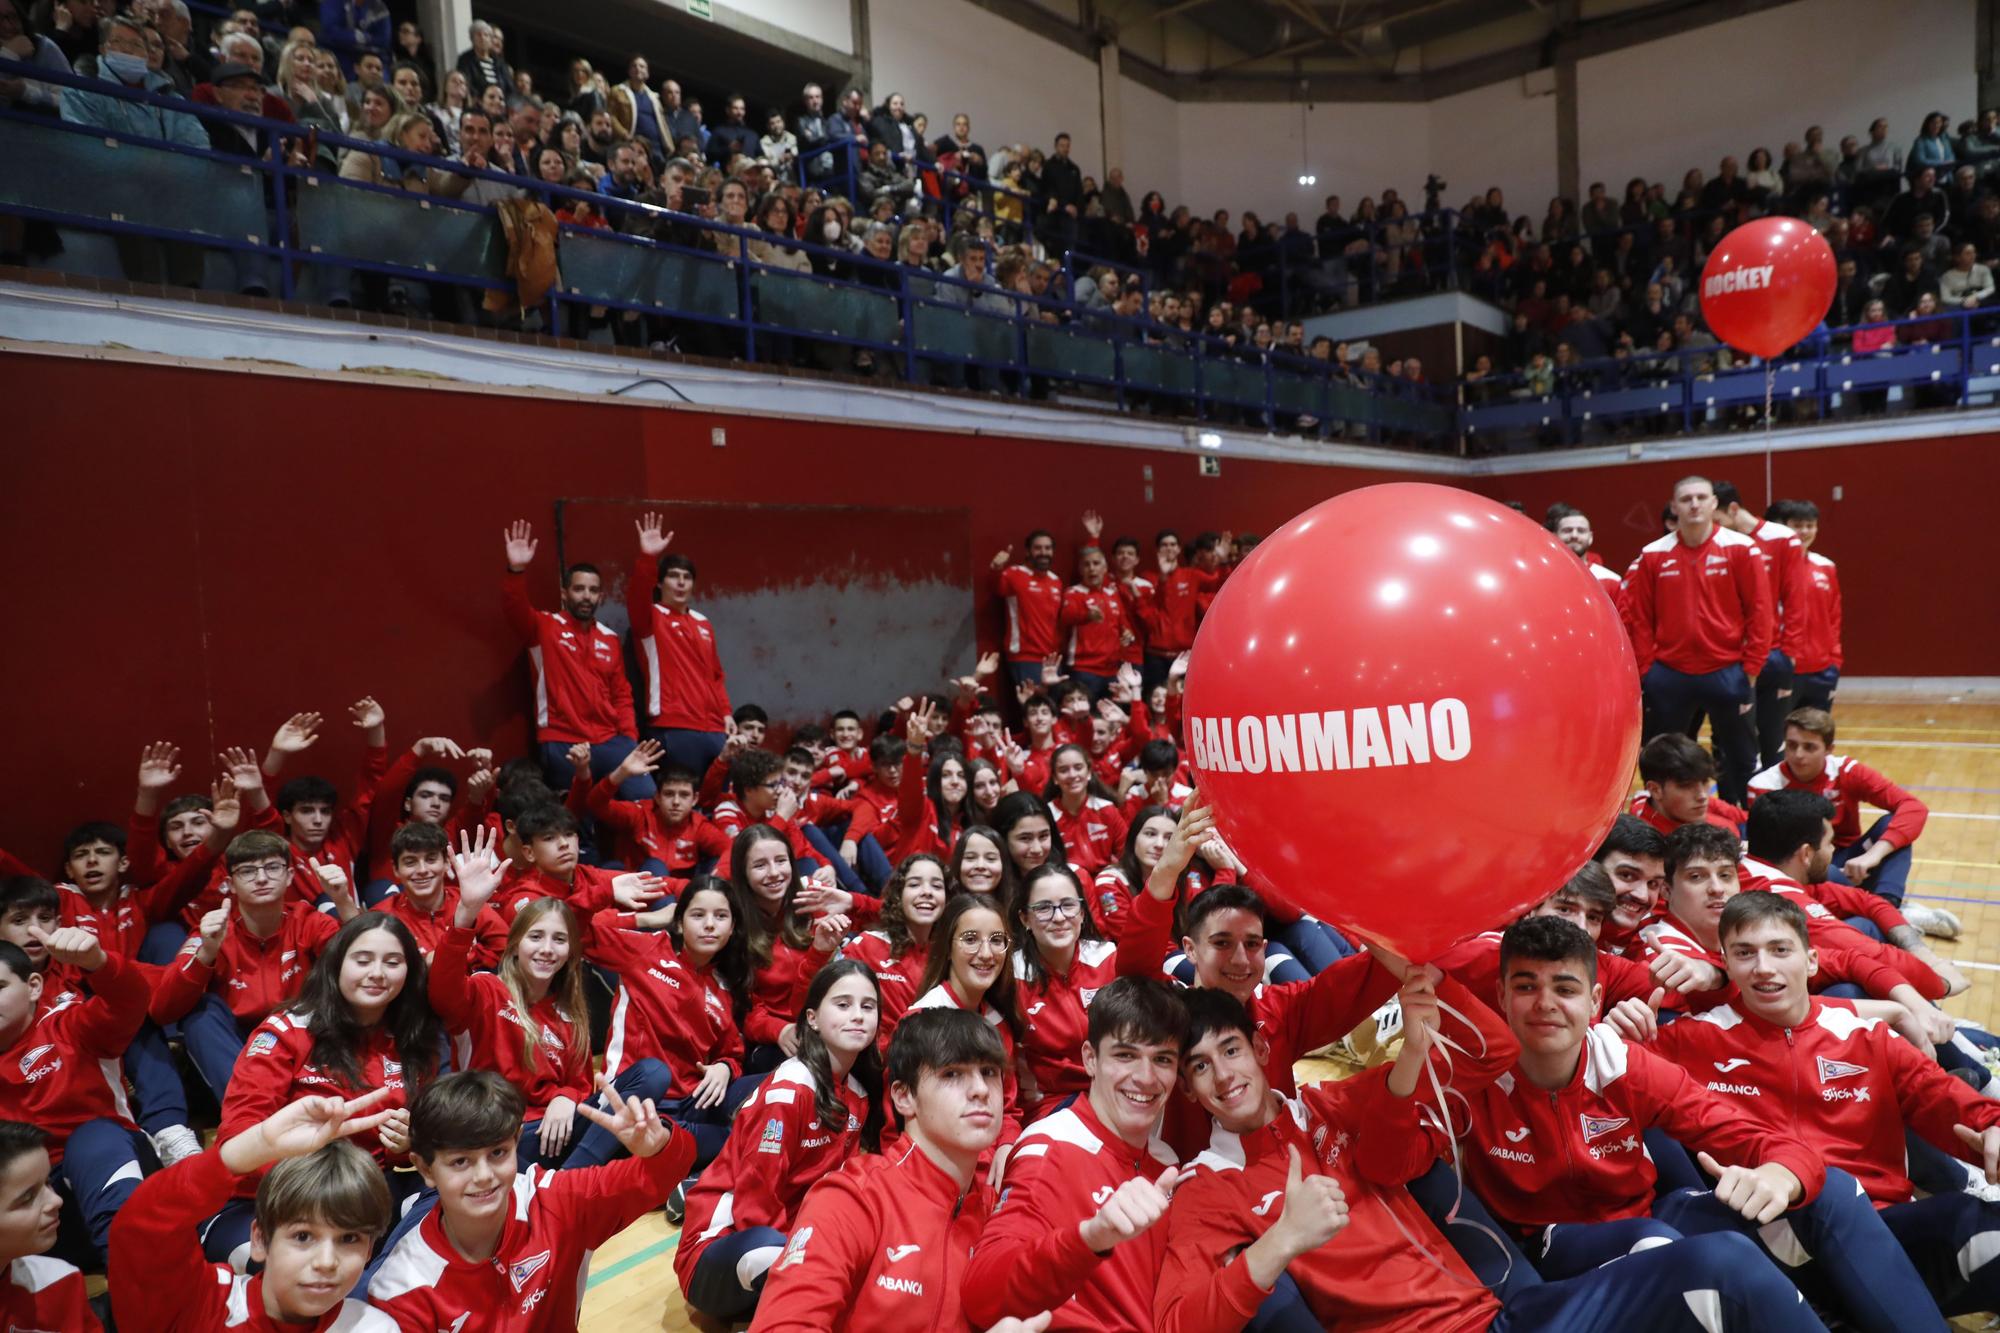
[1010,863,1122,1121]
[965,977,1187,1333]
[110,1089,400,1333]
[1593,813,1669,957]
[427,827,593,1170]
[1090,803,1232,944]
[1461,915,1928,1331]
[905,893,1025,1178]
[676,960,885,1329]
[749,1008,1049,1333]
[591,742,731,876]
[1648,892,2000,1318]
[1157,979,1828,1333]
[1747,707,1943,929]
[0,1121,101,1330]
[373,821,507,966]
[368,1070,697,1327]
[1630,734,1747,835]
[793,852,954,1051]
[1043,744,1129,877]
[1435,861,1663,1016]
[209,912,440,1265]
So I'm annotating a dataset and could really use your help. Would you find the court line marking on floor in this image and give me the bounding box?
[1917,858,2000,870]
[1951,959,2000,973]
[587,1227,680,1291]
[1842,740,2000,751]
[1910,787,2000,796]
[1840,729,2000,738]
[1924,812,2000,822]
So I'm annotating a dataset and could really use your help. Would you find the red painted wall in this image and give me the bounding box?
[0,357,1425,863]
[2,356,1982,863]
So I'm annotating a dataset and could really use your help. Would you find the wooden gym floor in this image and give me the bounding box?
[583,690,2000,1332]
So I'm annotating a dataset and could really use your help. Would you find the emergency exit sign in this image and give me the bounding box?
[688,0,711,16]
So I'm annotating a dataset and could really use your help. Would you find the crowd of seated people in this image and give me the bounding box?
[3,484,1999,1333]
[2,2,1997,438]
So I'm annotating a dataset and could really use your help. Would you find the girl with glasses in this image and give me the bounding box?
[904,893,1022,1185]
[1012,863,1122,1124]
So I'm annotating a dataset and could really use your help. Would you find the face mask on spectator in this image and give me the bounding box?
[102,50,150,82]
[822,221,841,241]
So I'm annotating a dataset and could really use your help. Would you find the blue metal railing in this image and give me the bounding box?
[0,57,1461,446]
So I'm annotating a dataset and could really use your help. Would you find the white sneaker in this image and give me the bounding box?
[152,1124,203,1166]
[1903,901,1963,940]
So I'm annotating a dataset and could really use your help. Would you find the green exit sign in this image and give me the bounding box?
[687,0,712,16]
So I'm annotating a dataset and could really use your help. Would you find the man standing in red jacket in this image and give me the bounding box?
[1770,500,1842,713]
[1144,531,1227,694]
[992,531,1065,696]
[1059,544,1131,703]
[1715,480,1812,768]
[501,519,653,802]
[1621,476,1773,805]
[630,513,734,781]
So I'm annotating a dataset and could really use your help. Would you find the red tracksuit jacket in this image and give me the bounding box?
[1621,525,1773,675]
[1736,858,1942,999]
[1114,574,1156,664]
[1,1252,100,1332]
[748,1139,997,1333]
[1650,996,2000,1204]
[748,933,821,1049]
[501,571,635,745]
[58,846,217,959]
[368,1140,695,1330]
[674,1056,868,1297]
[1626,790,1746,836]
[992,564,1066,663]
[1634,909,1905,1006]
[904,983,1022,1148]
[1459,1025,1826,1234]
[965,1094,1180,1332]
[1050,797,1128,877]
[428,927,589,1120]
[217,1011,414,1194]
[1750,517,1812,661]
[360,749,491,884]
[150,902,340,1028]
[587,911,745,1096]
[1115,887,1398,1158]
[1435,930,1665,1017]
[1087,862,1231,947]
[823,930,926,1049]
[110,1148,395,1333]
[1150,566,1222,655]
[1060,582,1128,676]
[1792,551,1843,672]
[377,886,507,969]
[1155,979,1518,1333]
[628,554,732,732]
[587,780,732,874]
[1746,754,1928,850]
[0,953,147,1164]
[1013,939,1121,1119]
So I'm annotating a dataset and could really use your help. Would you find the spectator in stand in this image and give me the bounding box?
[1579,182,1620,244]
[1911,110,1956,178]
[1742,146,1780,202]
[1041,131,1084,252]
[309,47,350,130]
[1881,246,1939,316]
[61,14,202,144]
[707,93,759,167]
[867,90,914,163]
[341,48,385,124]
[860,140,916,211]
[1827,256,1870,328]
[760,109,797,176]
[1941,241,1994,309]
[0,0,70,113]
[795,81,843,180]
[1855,117,1906,207]
[608,53,667,166]
[453,19,509,99]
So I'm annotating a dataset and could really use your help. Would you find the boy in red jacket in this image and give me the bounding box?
[374,822,507,967]
[110,1088,399,1333]
[751,1009,1048,1333]
[630,513,735,779]
[1630,734,1748,835]
[368,1069,695,1330]
[1434,862,1663,1018]
[1649,892,2000,1318]
[1748,707,1936,920]
[1059,544,1132,701]
[0,1121,100,1332]
[1157,981,1828,1333]
[1594,814,1668,957]
[593,742,732,876]
[965,979,1186,1333]
[1461,916,1927,1331]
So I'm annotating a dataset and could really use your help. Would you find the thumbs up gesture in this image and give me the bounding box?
[1270,1144,1349,1255]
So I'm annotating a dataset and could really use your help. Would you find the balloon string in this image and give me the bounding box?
[1375,998,1515,1293]
[1763,361,1776,507]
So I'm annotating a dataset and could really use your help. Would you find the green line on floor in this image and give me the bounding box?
[587,1228,681,1290]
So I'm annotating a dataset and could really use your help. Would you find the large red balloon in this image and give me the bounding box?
[1699,218,1835,359]
[1183,484,1638,962]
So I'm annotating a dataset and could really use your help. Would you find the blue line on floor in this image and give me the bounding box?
[587,1228,680,1290]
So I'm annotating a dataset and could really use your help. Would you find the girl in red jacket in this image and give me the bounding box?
[1091,804,1235,946]
[795,853,954,1052]
[677,959,886,1326]
[1043,745,1129,876]
[1012,863,1121,1121]
[428,835,592,1170]
[735,825,834,1072]
[991,792,1068,890]
[209,912,441,1264]
[893,739,973,861]
[907,893,1024,1184]
[951,825,1011,900]
[967,756,1008,826]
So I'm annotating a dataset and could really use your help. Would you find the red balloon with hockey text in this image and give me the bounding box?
[1698,218,1836,360]
[1182,484,1640,962]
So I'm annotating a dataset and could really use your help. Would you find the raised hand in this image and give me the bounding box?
[810,911,852,954]
[1040,654,1062,686]
[349,696,386,732]
[463,767,497,805]
[1116,662,1142,697]
[221,1087,398,1175]
[220,747,264,793]
[504,519,538,571]
[309,858,359,916]
[991,547,1013,570]
[1606,987,1666,1043]
[976,650,1001,677]
[195,905,231,964]
[413,736,466,762]
[1081,509,1103,540]
[31,924,107,973]
[465,747,494,770]
[269,712,323,755]
[451,827,504,916]
[575,1072,677,1158]
[1015,679,1038,707]
[1648,949,1721,995]
[905,698,940,746]
[566,741,593,775]
[614,739,663,783]
[137,742,182,793]
[1077,1165,1180,1252]
[611,871,669,911]
[1150,795,1217,896]
[1167,652,1191,687]
[1269,1145,1349,1254]
[636,512,674,557]
[208,776,243,835]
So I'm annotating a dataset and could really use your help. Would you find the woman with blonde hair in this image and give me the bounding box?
[338,111,445,191]
[311,48,350,131]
